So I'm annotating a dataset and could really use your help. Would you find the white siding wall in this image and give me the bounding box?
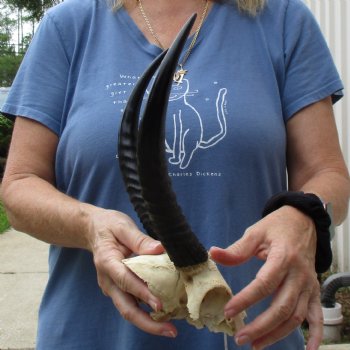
[304,0,350,272]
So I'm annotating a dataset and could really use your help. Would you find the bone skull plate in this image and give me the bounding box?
[123,254,246,335]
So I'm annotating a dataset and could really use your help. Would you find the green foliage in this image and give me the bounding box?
[2,0,63,21]
[0,113,13,178]
[0,2,16,53]
[0,5,16,33]
[0,54,23,86]
[0,113,13,158]
[0,199,10,234]
[0,35,16,55]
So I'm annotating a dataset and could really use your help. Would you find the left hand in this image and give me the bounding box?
[209,205,323,350]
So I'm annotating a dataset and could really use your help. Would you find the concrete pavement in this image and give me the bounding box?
[0,229,349,350]
[0,229,48,350]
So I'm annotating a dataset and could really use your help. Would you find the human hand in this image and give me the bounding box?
[209,205,323,350]
[87,208,177,337]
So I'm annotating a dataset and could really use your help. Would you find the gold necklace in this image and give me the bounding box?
[137,0,209,83]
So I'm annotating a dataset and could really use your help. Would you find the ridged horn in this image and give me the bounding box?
[118,50,167,239]
[137,14,209,268]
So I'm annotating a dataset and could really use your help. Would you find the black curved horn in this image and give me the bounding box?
[118,50,167,239]
[137,14,208,268]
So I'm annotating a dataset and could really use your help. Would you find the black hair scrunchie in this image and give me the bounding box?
[262,191,332,273]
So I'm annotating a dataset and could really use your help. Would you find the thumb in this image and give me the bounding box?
[112,214,165,256]
[210,231,260,266]
[134,233,165,256]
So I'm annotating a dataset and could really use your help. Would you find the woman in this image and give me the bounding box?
[1,0,349,349]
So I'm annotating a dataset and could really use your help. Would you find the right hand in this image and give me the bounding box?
[87,208,177,337]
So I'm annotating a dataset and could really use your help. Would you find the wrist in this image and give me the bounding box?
[262,191,332,273]
[280,204,316,230]
[77,202,102,252]
[315,197,335,240]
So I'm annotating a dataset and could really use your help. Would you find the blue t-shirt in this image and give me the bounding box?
[2,0,343,349]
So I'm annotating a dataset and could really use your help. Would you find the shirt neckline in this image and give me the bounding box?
[117,2,219,57]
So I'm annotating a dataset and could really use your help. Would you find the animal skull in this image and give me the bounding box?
[123,253,246,335]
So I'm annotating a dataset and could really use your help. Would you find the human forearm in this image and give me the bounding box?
[289,168,350,225]
[1,116,96,248]
[2,174,96,250]
[286,98,350,226]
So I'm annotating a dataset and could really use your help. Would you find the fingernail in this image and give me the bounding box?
[148,241,162,249]
[151,301,159,312]
[162,330,176,338]
[235,335,250,345]
[148,299,159,312]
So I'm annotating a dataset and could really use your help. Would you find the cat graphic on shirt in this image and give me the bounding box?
[166,79,227,169]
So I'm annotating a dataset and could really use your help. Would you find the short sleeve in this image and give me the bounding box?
[1,12,70,135]
[282,0,343,120]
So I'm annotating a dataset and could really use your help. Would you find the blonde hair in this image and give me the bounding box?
[109,0,266,16]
